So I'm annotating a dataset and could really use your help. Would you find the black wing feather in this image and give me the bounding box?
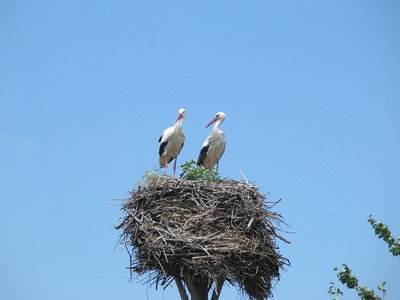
[159,140,168,157]
[197,144,210,166]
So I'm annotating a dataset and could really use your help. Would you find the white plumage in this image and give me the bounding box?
[158,108,186,177]
[197,112,226,171]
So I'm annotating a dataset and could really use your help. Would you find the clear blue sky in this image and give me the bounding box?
[1,1,399,300]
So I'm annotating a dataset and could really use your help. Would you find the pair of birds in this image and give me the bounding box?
[158,108,226,178]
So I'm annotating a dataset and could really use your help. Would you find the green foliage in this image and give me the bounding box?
[334,264,359,290]
[330,216,398,300]
[357,286,381,300]
[333,264,382,300]
[179,159,221,180]
[329,282,343,300]
[368,215,400,257]
[378,282,387,299]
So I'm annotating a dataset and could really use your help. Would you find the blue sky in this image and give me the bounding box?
[1,1,399,299]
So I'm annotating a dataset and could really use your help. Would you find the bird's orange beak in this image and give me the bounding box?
[176,113,183,122]
[205,117,217,128]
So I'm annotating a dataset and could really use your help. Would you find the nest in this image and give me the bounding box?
[115,175,290,300]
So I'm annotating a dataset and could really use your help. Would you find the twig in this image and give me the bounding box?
[239,169,249,184]
[156,258,173,288]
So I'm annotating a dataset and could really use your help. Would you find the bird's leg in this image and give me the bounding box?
[173,155,178,178]
[208,159,211,176]
[217,160,219,173]
[165,153,168,175]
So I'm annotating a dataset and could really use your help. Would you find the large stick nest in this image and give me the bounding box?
[115,175,290,300]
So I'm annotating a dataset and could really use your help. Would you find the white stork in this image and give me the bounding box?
[197,112,226,171]
[158,108,186,177]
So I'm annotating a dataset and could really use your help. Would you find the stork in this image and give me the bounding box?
[197,112,226,171]
[158,108,186,177]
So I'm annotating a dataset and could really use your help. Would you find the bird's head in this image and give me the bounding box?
[205,112,226,128]
[176,108,186,122]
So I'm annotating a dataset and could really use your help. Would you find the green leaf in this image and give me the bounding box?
[179,159,221,180]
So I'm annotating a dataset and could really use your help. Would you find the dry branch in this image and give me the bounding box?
[115,176,290,300]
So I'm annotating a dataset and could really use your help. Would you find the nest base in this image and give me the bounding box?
[115,176,290,300]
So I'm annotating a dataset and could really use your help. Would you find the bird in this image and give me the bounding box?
[197,112,226,171]
[158,108,186,178]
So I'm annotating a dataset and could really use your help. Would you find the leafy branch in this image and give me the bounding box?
[333,264,385,300]
[328,282,343,300]
[330,215,396,299]
[368,215,400,257]
[179,159,221,180]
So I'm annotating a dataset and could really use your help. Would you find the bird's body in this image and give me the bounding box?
[197,112,226,171]
[158,109,186,177]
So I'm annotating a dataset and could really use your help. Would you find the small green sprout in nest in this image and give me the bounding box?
[115,173,290,300]
[180,159,221,180]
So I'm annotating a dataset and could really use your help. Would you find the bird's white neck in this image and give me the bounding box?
[212,119,223,131]
[175,118,184,128]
